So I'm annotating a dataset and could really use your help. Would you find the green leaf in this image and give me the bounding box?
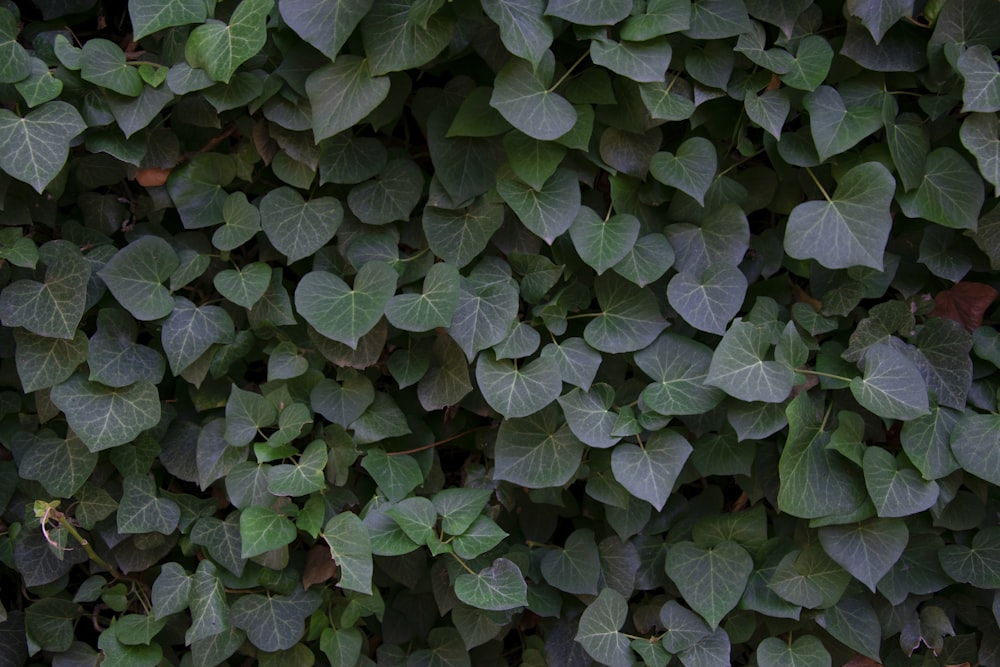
[448,260,520,360]
[347,158,423,225]
[591,37,672,83]
[240,506,297,558]
[224,385,277,446]
[498,168,580,245]
[850,342,929,420]
[0,9,30,83]
[360,0,454,75]
[950,412,1000,486]
[847,0,913,43]
[784,162,895,270]
[451,515,508,559]
[621,0,690,39]
[819,518,908,592]
[668,264,747,336]
[611,429,692,510]
[768,544,850,609]
[804,86,882,163]
[777,393,867,519]
[185,0,273,83]
[939,526,1000,588]
[665,540,753,629]
[361,448,423,502]
[658,600,711,653]
[323,512,373,594]
[613,233,674,287]
[540,337,602,391]
[649,137,717,206]
[781,35,833,91]
[214,262,271,309]
[863,447,939,518]
[230,587,321,652]
[540,528,600,594]
[428,108,505,203]
[897,147,984,230]
[0,101,86,193]
[295,262,396,349]
[635,334,724,416]
[639,78,696,122]
[706,319,793,403]
[455,558,528,611]
[816,598,882,661]
[960,112,1000,197]
[490,57,577,141]
[50,374,160,452]
[212,192,261,251]
[557,384,620,448]
[685,0,750,38]
[476,352,561,418]
[98,236,179,321]
[493,404,584,488]
[385,496,436,545]
[186,561,228,645]
[161,297,234,375]
[311,372,374,427]
[267,439,327,496]
[130,0,208,39]
[899,405,960,480]
[80,40,142,96]
[259,187,342,263]
[16,56,64,108]
[191,515,246,576]
[423,202,504,269]
[19,431,96,497]
[884,111,929,192]
[745,89,790,140]
[575,588,632,667]
[98,622,163,667]
[570,208,640,275]
[757,635,831,667]
[958,44,1000,112]
[278,0,371,60]
[482,0,552,67]
[166,154,236,229]
[306,56,391,142]
[15,329,88,393]
[321,627,363,667]
[433,488,491,536]
[117,473,181,534]
[584,273,667,354]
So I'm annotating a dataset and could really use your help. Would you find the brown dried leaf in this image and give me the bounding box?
[135,167,171,187]
[843,655,882,667]
[929,281,998,331]
[302,543,338,590]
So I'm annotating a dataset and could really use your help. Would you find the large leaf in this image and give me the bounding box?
[483,0,552,67]
[635,333,725,416]
[897,147,984,230]
[493,404,584,488]
[649,137,717,205]
[569,208,640,275]
[98,236,179,322]
[667,264,747,335]
[385,262,461,332]
[306,56,391,142]
[360,0,454,75]
[230,588,321,652]
[849,342,929,420]
[295,262,396,349]
[50,374,161,452]
[476,352,561,418]
[574,588,632,667]
[259,187,343,263]
[15,329,87,393]
[960,112,1000,197]
[818,518,908,592]
[347,158,423,225]
[938,527,1000,589]
[130,0,208,40]
[117,474,181,535]
[278,0,371,60]
[958,44,1000,112]
[784,162,895,270]
[846,0,913,43]
[490,57,577,141]
[584,273,667,354]
[0,101,86,193]
[497,168,580,244]
[611,429,692,511]
[448,260,520,360]
[422,202,504,268]
[160,297,234,376]
[0,242,89,340]
[80,39,142,96]
[863,447,939,518]
[590,38,673,83]
[185,0,273,83]
[665,540,753,629]
[19,431,96,497]
[540,528,600,594]
[323,512,373,594]
[803,86,882,162]
[706,319,793,403]
[239,506,297,558]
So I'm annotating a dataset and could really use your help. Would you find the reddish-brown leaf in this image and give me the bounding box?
[302,544,338,590]
[135,167,171,187]
[843,655,882,667]
[929,282,998,331]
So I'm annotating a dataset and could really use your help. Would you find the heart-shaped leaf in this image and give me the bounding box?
[359,0,454,76]
[706,319,793,403]
[635,333,725,416]
[757,635,831,667]
[160,297,234,376]
[185,0,273,83]
[818,517,908,592]
[557,384,620,449]
[476,351,561,418]
[493,404,584,488]
[15,329,88,393]
[230,587,321,652]
[118,474,181,535]
[497,168,581,244]
[0,101,86,192]
[482,0,552,67]
[99,236,180,321]
[667,263,747,335]
[575,588,632,667]
[19,430,96,497]
[611,429,692,510]
[863,447,939,517]
[306,55,391,141]
[850,342,929,420]
[665,540,753,629]
[804,85,882,162]
[649,137,717,205]
[214,262,271,309]
[278,0,371,60]
[590,37,672,83]
[958,44,1000,113]
[960,113,1000,197]
[212,192,261,251]
[455,558,528,611]
[950,412,1000,486]
[1,242,89,340]
[540,528,600,594]
[130,0,208,39]
[569,208,640,275]
[80,39,142,96]
[295,262,396,349]
[322,512,373,594]
[897,147,984,230]
[50,374,161,452]
[347,158,423,225]
[490,57,577,141]
[240,506,297,558]
[0,9,30,83]
[584,273,667,354]
[260,187,343,263]
[939,526,1000,588]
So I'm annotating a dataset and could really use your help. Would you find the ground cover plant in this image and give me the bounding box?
[0,0,1000,664]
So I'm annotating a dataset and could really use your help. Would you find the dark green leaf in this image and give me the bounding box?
[757,635,831,667]
[665,540,753,629]
[306,56,391,142]
[649,137,717,205]
[575,588,632,667]
[295,262,396,349]
[818,518,908,592]
[230,587,321,652]
[497,168,580,244]
[584,273,667,354]
[323,512,373,594]
[611,429,692,510]
[98,236,179,321]
[185,0,273,83]
[490,58,577,141]
[493,404,584,488]
[958,44,1000,112]
[706,319,793,403]
[455,558,528,611]
[476,352,561,418]
[667,264,747,335]
[960,112,1000,197]
[259,187,342,263]
[850,342,929,420]
[240,506,297,558]
[360,0,454,75]
[130,0,207,39]
[482,0,552,67]
[278,0,371,60]
[897,147,985,230]
[50,374,161,452]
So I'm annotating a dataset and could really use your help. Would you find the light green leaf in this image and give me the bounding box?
[455,558,528,611]
[230,587,321,652]
[611,429,692,510]
[557,384,620,448]
[635,333,724,416]
[50,374,160,452]
[818,518,908,592]
[784,162,895,270]
[323,512,373,594]
[385,496,436,545]
[0,9,30,83]
[224,384,277,447]
[498,168,580,244]
[19,431,96,497]
[757,635,831,667]
[706,319,792,403]
[295,262,396,349]
[950,412,1000,486]
[185,0,273,83]
[15,329,88,393]
[259,187,342,263]
[267,439,327,496]
[161,297,234,376]
[493,404,584,488]
[960,112,1000,197]
[570,208,640,275]
[240,506,297,558]
[574,588,632,667]
[80,39,142,96]
[665,540,753,629]
[863,447,939,518]
[897,147,984,230]
[214,263,270,309]
[584,273,667,354]
[490,57,577,141]
[850,342,929,420]
[279,0,371,60]
[939,526,1000,588]
[668,264,747,336]
[347,158,423,225]
[649,137,717,206]
[958,44,1000,112]
[361,448,423,503]
[476,352,562,418]
[307,55,391,142]
[212,192,261,251]
[130,0,208,39]
[117,474,181,535]
[0,101,86,193]
[98,236,179,321]
[482,0,552,67]
[591,37,672,83]
[361,0,454,75]
[804,86,882,162]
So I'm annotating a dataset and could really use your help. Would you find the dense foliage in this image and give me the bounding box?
[1,0,1000,664]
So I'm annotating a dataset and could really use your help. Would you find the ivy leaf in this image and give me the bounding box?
[668,264,747,336]
[0,101,86,193]
[240,506,297,558]
[306,56,391,142]
[455,558,528,611]
[361,448,423,502]
[360,0,454,75]
[476,352,562,419]
[165,154,236,229]
[224,385,277,446]
[804,86,882,162]
[385,263,459,331]
[818,518,908,592]
[649,137,717,205]
[570,208,640,275]
[960,113,1000,197]
[98,236,180,321]
[850,342,929,420]
[448,260,520,360]
[117,474,181,535]
[498,168,580,245]
[214,263,271,309]
[321,627,363,667]
[347,158,423,225]
[784,162,895,270]
[267,439,327,496]
[423,202,504,269]
[574,588,632,667]
[658,600,711,653]
[897,147,984,230]
[50,374,161,452]
[278,0,371,60]
[482,0,552,67]
[900,405,961,481]
[212,192,261,251]
[939,527,1000,588]
[19,431,96,497]
[185,0,273,83]
[950,412,1000,486]
[635,333,724,416]
[863,447,939,518]
[611,429,692,511]
[958,44,1000,112]
[130,0,208,40]
[295,262,396,349]
[590,38,672,83]
[757,635,831,667]
[230,587,321,652]
[0,9,30,83]
[80,40,142,96]
[490,57,577,141]
[540,528,600,594]
[665,540,753,629]
[745,89,790,140]
[584,273,667,354]
[846,0,913,43]
[15,329,88,393]
[781,35,833,91]
[557,384,620,448]
[613,233,674,287]
[493,404,584,488]
[322,512,373,594]
[160,297,234,376]
[706,319,793,403]
[259,187,342,263]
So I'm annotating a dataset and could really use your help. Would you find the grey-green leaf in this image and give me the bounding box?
[818,518,908,592]
[50,374,161,452]
[498,168,580,244]
[490,58,577,141]
[493,404,584,488]
[850,342,929,420]
[0,101,86,193]
[98,236,179,321]
[454,558,528,611]
[259,187,343,263]
[295,262,396,349]
[574,588,632,667]
[649,137,717,205]
[611,429,692,511]
[706,319,793,403]
[665,540,753,629]
[476,352,562,419]
[667,264,747,335]
[306,56,391,142]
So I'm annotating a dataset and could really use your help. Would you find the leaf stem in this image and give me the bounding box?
[41,504,123,579]
[387,424,496,456]
[716,148,766,179]
[548,51,590,93]
[804,167,832,202]
[795,368,852,383]
[564,313,599,320]
[449,551,477,576]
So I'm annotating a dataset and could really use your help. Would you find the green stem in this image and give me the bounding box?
[564,312,599,321]
[449,551,477,576]
[795,368,852,383]
[387,424,496,456]
[548,51,589,93]
[716,148,766,179]
[805,167,832,202]
[55,514,123,579]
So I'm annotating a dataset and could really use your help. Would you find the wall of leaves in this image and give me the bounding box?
[0,0,999,664]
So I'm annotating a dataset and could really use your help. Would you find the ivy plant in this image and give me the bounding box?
[1,0,1000,665]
